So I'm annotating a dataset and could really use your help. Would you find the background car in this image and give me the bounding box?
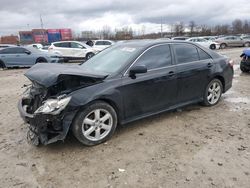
[86,40,114,51]
[0,46,62,68]
[0,44,16,49]
[215,36,250,49]
[27,43,43,49]
[240,48,250,72]
[171,36,189,40]
[18,40,233,146]
[48,41,99,60]
[187,37,220,50]
[202,36,218,41]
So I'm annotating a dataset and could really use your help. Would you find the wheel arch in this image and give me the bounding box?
[74,98,122,126]
[36,57,47,63]
[213,75,225,92]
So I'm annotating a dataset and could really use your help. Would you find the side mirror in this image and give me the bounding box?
[25,50,31,55]
[129,65,147,78]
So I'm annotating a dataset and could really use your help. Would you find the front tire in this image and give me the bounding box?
[240,63,248,72]
[72,101,117,146]
[203,79,223,106]
[220,43,227,49]
[210,44,216,50]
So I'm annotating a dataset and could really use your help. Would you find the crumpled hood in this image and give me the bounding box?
[25,63,108,87]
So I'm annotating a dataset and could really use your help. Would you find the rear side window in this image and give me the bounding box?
[103,41,111,45]
[0,47,26,54]
[95,41,104,45]
[71,42,84,49]
[174,44,199,64]
[54,42,70,48]
[134,44,172,70]
[197,48,211,60]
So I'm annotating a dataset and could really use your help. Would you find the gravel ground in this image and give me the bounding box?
[0,48,249,188]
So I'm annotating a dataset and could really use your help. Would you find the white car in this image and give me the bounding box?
[48,41,99,60]
[187,37,220,50]
[86,40,114,51]
[27,43,62,56]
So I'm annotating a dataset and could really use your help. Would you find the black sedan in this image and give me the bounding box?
[18,40,234,146]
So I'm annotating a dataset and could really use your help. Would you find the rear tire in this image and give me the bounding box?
[85,53,95,60]
[0,60,6,69]
[36,58,47,63]
[72,101,117,146]
[220,43,227,49]
[244,42,250,47]
[203,79,223,106]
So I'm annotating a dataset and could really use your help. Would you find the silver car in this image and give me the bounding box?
[0,46,63,68]
[215,36,250,49]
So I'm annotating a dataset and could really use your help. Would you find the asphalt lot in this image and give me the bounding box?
[0,47,250,188]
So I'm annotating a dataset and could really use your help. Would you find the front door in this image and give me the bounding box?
[120,44,178,120]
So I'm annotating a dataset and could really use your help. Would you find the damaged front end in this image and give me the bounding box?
[18,82,76,145]
[18,63,107,145]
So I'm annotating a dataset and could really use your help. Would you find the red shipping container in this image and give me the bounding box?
[47,29,60,34]
[33,35,48,43]
[60,28,72,40]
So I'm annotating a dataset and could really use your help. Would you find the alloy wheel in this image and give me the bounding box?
[82,109,113,141]
[207,81,222,105]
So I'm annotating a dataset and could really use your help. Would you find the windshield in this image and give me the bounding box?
[80,45,142,74]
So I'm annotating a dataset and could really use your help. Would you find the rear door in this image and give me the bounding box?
[70,42,87,57]
[172,43,214,103]
[53,42,71,56]
[120,44,178,119]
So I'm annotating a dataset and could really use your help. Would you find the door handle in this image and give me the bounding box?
[168,71,175,77]
[207,63,213,68]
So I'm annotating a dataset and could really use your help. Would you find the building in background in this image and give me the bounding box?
[0,35,19,44]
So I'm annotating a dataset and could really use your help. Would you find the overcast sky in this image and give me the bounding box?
[0,0,249,36]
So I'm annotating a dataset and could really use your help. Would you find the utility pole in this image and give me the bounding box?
[40,14,45,44]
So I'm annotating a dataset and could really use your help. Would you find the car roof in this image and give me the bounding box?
[113,39,222,59]
[115,39,195,48]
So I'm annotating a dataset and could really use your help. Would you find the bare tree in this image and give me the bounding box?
[200,25,212,36]
[189,21,196,37]
[174,22,184,36]
[102,25,112,39]
[243,20,250,34]
[232,19,243,34]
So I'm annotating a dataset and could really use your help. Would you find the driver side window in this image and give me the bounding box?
[134,44,172,70]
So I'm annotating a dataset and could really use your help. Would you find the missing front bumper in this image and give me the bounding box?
[18,99,76,145]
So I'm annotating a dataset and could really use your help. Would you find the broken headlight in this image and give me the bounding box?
[34,96,71,115]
